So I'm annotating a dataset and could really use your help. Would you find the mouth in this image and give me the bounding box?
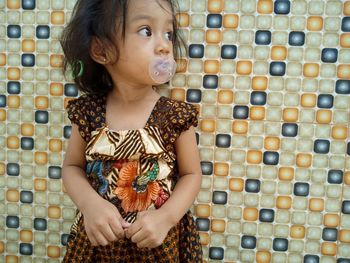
[149,57,177,84]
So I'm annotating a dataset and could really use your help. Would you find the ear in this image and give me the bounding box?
[90,37,108,64]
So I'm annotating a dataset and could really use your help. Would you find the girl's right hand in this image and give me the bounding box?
[80,196,131,246]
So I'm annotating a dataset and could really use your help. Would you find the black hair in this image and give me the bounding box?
[60,0,184,95]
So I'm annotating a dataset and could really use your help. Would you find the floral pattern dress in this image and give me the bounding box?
[63,94,203,262]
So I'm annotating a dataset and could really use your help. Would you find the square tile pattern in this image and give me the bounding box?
[1,0,350,262]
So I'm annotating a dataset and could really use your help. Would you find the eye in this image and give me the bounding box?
[138,27,152,37]
[165,31,174,41]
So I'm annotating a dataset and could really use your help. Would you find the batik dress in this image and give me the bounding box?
[63,94,203,262]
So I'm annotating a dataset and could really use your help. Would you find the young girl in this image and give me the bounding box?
[60,0,203,262]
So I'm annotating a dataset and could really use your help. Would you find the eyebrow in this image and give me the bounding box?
[130,14,173,24]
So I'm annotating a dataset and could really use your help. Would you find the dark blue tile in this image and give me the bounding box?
[282,123,298,137]
[0,95,6,107]
[34,218,47,231]
[196,218,210,231]
[263,151,279,165]
[207,14,222,28]
[328,170,343,184]
[259,209,275,222]
[317,94,334,108]
[233,105,249,119]
[36,25,50,39]
[19,243,33,255]
[189,44,204,58]
[186,89,202,103]
[294,182,310,196]
[203,75,218,89]
[270,62,286,76]
[7,25,21,38]
[347,142,350,155]
[63,126,72,139]
[274,0,290,14]
[335,80,350,94]
[250,91,267,105]
[64,84,78,97]
[314,139,330,154]
[321,48,338,63]
[212,191,227,204]
[241,235,256,249]
[61,234,69,246]
[21,137,34,150]
[289,31,305,46]
[338,259,350,263]
[7,163,20,176]
[342,200,350,214]
[322,228,338,241]
[342,17,350,32]
[216,134,231,148]
[21,54,35,67]
[201,161,213,175]
[245,179,260,193]
[273,238,288,251]
[304,254,319,263]
[7,81,21,94]
[22,0,36,10]
[6,216,19,228]
[48,166,62,179]
[221,45,237,59]
[209,247,224,260]
[35,111,49,124]
[255,30,272,45]
[20,191,33,203]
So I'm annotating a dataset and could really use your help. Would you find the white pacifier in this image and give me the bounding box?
[149,57,177,84]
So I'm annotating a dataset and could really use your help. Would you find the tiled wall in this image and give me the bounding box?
[1,0,350,262]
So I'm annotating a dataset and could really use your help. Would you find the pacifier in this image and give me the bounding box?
[149,57,177,84]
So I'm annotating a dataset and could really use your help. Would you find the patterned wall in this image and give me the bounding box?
[1,0,350,262]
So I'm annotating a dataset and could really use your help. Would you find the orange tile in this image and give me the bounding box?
[264,137,280,151]
[345,1,350,15]
[301,93,316,108]
[309,198,324,212]
[7,67,20,80]
[34,178,47,191]
[339,229,350,243]
[340,33,350,48]
[204,60,220,74]
[5,255,18,263]
[321,242,336,256]
[256,251,271,263]
[175,59,187,73]
[290,225,305,239]
[296,153,312,168]
[200,119,216,132]
[35,152,48,165]
[176,13,189,27]
[206,30,222,43]
[236,61,252,75]
[211,219,226,232]
[195,204,211,217]
[283,108,299,122]
[50,54,64,68]
[50,83,64,96]
[35,96,49,109]
[171,88,185,101]
[6,189,19,202]
[229,178,244,192]
[250,106,265,120]
[247,150,262,164]
[257,0,273,14]
[199,232,210,245]
[22,39,35,52]
[316,110,332,124]
[324,214,340,227]
[271,46,287,60]
[21,123,34,136]
[232,120,248,134]
[252,76,268,90]
[337,64,350,79]
[51,11,65,24]
[7,0,20,9]
[47,246,61,258]
[49,139,62,152]
[223,14,239,28]
[20,230,33,242]
[0,109,6,121]
[276,196,292,209]
[332,125,348,140]
[278,167,294,181]
[8,95,20,108]
[214,162,229,176]
[7,136,19,149]
[303,63,319,77]
[307,16,323,31]
[48,206,61,219]
[345,172,350,185]
[0,241,4,253]
[243,207,258,221]
[208,0,224,12]
[218,90,234,104]
[0,53,6,66]
[0,163,5,175]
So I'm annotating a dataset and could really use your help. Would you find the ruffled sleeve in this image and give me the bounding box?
[169,100,199,136]
[66,95,92,142]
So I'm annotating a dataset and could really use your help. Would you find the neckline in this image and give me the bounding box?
[101,95,164,133]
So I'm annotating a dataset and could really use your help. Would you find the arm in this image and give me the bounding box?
[126,126,202,247]
[62,124,129,246]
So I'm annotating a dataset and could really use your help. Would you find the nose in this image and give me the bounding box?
[155,34,171,55]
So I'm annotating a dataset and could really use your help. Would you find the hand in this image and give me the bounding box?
[125,209,173,248]
[80,196,131,246]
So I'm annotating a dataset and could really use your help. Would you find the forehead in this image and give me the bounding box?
[127,0,173,22]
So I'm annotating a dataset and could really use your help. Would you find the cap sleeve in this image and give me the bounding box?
[66,96,92,142]
[170,101,199,135]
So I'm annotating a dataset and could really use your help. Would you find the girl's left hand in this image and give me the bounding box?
[125,209,173,248]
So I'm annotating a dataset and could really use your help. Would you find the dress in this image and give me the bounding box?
[63,93,203,262]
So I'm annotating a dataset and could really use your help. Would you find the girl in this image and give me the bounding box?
[60,0,203,262]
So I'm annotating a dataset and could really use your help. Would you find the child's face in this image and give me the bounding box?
[111,0,175,86]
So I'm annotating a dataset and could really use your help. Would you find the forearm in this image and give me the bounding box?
[159,173,201,226]
[62,165,101,212]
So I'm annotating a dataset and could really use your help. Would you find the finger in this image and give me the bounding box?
[130,228,148,243]
[101,224,118,242]
[136,238,153,249]
[109,218,124,239]
[120,218,131,229]
[86,232,98,246]
[125,220,143,239]
[94,232,109,246]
